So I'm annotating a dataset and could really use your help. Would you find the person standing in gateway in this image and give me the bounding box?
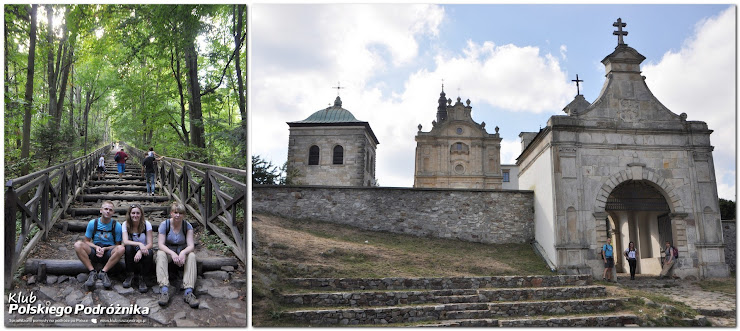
[602,237,614,282]
[624,241,639,280]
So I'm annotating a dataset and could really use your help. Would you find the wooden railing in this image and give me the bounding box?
[5,145,110,289]
[123,144,247,264]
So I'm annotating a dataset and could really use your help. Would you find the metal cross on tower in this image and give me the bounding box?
[332,81,345,96]
[613,18,628,45]
[572,74,584,96]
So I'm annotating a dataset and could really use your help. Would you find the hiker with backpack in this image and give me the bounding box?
[624,241,639,280]
[142,148,163,196]
[73,200,125,290]
[156,202,199,308]
[121,204,154,293]
[97,154,106,181]
[659,241,678,279]
[114,148,129,180]
[601,237,615,282]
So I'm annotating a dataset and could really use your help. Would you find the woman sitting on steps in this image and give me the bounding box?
[121,204,154,293]
[156,202,199,308]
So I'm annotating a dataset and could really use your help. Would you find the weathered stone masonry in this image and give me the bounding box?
[253,186,534,244]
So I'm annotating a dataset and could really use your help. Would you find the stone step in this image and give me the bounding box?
[287,274,590,291]
[67,206,171,217]
[77,194,169,202]
[419,314,639,327]
[282,297,627,325]
[88,180,146,186]
[283,285,607,307]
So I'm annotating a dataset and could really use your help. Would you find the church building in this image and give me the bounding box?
[517,19,729,279]
[414,88,503,189]
[286,96,379,186]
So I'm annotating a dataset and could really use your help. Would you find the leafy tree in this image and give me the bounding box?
[719,199,736,220]
[252,155,281,185]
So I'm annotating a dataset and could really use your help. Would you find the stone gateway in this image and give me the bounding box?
[517,18,729,279]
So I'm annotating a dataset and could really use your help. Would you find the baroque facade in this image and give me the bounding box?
[517,19,729,279]
[286,96,379,186]
[414,88,503,189]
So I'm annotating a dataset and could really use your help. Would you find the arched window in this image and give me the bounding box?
[333,145,344,165]
[308,145,320,165]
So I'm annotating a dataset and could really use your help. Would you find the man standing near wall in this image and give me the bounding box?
[602,237,614,282]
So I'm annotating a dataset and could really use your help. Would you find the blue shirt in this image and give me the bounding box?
[603,244,613,258]
[85,218,122,246]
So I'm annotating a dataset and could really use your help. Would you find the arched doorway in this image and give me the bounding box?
[605,180,671,275]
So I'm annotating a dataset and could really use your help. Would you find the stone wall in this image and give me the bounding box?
[286,275,590,291]
[722,220,735,272]
[253,186,534,244]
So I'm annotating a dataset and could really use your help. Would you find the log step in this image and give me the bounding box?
[78,194,169,202]
[68,206,171,217]
[88,180,146,186]
[86,186,148,193]
[286,275,591,291]
[25,257,238,276]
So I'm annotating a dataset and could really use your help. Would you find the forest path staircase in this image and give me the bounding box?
[278,275,639,327]
[6,149,246,327]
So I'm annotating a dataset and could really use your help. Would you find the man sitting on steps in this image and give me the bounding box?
[73,200,125,290]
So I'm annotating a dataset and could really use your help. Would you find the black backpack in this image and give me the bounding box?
[164,219,190,238]
[114,153,120,162]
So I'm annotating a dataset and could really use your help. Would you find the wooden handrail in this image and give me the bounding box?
[5,144,110,289]
[121,143,246,263]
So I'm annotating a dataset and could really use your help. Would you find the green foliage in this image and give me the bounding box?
[253,155,281,185]
[32,117,79,167]
[719,198,735,220]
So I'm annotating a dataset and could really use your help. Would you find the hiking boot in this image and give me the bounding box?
[183,292,199,308]
[122,274,134,288]
[98,271,112,289]
[158,291,170,306]
[137,275,147,293]
[84,270,97,288]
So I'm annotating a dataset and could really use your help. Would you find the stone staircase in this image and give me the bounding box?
[278,275,639,327]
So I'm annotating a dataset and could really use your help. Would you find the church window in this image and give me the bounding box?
[454,164,464,174]
[456,127,463,135]
[502,170,510,182]
[333,145,344,164]
[456,143,462,150]
[308,145,320,165]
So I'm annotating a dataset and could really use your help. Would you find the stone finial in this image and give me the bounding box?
[334,96,342,107]
[680,113,687,122]
[456,96,461,103]
[466,99,471,106]
[495,126,499,134]
[447,98,452,105]
[432,120,437,126]
[481,121,486,128]
[418,123,422,131]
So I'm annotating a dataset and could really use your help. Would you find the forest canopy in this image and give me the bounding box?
[4,4,246,178]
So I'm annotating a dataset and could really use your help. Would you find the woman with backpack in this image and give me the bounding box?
[659,241,678,279]
[121,204,154,292]
[623,241,639,280]
[156,202,199,308]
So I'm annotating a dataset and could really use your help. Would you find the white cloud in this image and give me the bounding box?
[642,7,736,200]
[559,44,567,61]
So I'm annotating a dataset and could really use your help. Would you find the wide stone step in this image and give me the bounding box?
[88,180,146,186]
[287,275,590,291]
[283,285,607,307]
[282,297,627,325]
[68,206,171,217]
[419,314,639,327]
[498,313,640,327]
[85,186,148,193]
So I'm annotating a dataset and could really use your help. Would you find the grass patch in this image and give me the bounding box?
[696,278,736,295]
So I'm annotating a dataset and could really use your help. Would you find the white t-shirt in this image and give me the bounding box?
[624,249,636,259]
[98,156,105,167]
[122,221,153,245]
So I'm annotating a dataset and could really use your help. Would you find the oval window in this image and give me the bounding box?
[456,127,463,135]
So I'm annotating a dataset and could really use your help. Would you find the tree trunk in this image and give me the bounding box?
[46,5,57,120]
[234,5,247,163]
[184,42,205,152]
[21,4,37,176]
[170,46,189,146]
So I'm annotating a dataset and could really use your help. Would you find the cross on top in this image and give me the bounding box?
[613,18,628,45]
[572,74,583,96]
[332,81,345,96]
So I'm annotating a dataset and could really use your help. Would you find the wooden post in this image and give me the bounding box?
[5,181,18,289]
[205,170,212,232]
[37,261,47,283]
[180,167,188,205]
[41,174,50,241]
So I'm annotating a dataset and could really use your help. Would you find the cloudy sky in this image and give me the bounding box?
[251,4,736,201]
